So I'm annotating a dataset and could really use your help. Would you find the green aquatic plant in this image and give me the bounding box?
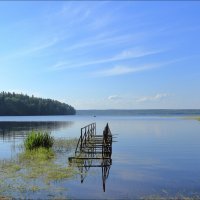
[0,137,79,198]
[18,147,77,182]
[184,116,200,122]
[19,147,55,164]
[24,131,54,150]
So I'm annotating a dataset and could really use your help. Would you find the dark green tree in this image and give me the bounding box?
[0,92,76,116]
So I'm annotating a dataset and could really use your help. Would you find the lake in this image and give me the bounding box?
[1,115,200,199]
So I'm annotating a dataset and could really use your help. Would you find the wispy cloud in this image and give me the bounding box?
[136,93,169,103]
[64,33,135,52]
[20,38,59,55]
[93,64,157,77]
[63,23,169,54]
[88,12,115,31]
[49,3,94,29]
[93,57,187,77]
[108,95,122,101]
[0,37,61,62]
[113,49,158,60]
[51,48,160,71]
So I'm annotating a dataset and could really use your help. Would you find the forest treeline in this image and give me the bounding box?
[0,92,76,116]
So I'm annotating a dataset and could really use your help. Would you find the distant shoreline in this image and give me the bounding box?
[76,109,200,116]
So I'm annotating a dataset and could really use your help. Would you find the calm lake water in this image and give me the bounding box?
[1,115,200,199]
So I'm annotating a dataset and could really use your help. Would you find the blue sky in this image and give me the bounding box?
[0,1,200,109]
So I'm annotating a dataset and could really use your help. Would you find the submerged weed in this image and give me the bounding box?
[185,116,200,122]
[0,137,78,198]
[19,147,55,163]
[53,137,78,153]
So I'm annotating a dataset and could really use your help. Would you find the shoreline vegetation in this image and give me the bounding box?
[76,109,200,116]
[0,92,76,116]
[0,131,78,198]
[185,116,200,121]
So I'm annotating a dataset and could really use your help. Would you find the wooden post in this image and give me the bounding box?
[80,128,83,150]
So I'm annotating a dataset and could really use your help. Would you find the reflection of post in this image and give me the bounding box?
[102,165,106,192]
[78,157,93,183]
[77,157,112,192]
[101,158,111,192]
[80,166,84,183]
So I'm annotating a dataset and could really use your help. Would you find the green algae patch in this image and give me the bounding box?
[0,161,21,175]
[0,148,77,182]
[184,116,200,121]
[19,147,55,164]
[143,195,200,200]
[18,147,78,182]
[0,137,78,198]
[46,166,76,181]
[196,117,200,121]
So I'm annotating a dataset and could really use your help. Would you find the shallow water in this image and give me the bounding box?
[1,116,200,199]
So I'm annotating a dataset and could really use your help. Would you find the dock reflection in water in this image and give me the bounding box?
[69,123,113,192]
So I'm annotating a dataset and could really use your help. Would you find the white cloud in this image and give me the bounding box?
[108,95,122,101]
[113,49,158,60]
[136,93,169,103]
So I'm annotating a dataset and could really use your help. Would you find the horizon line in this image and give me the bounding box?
[76,109,200,111]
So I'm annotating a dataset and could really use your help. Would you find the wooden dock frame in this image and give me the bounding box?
[68,122,113,192]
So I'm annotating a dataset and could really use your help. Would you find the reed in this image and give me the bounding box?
[24,131,54,150]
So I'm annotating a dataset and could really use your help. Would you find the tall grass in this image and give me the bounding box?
[24,131,54,150]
